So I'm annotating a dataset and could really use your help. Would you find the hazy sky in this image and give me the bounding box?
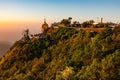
[0,0,120,22]
[0,0,120,43]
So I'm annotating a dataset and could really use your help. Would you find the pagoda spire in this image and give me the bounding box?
[44,17,46,24]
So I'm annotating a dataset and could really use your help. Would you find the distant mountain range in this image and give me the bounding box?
[0,41,11,57]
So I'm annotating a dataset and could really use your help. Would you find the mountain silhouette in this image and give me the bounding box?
[0,27,120,80]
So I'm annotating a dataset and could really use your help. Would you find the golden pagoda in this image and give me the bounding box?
[41,18,49,33]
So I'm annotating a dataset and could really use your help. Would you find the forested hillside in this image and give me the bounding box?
[0,27,120,80]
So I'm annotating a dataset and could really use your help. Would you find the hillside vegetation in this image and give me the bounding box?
[0,27,120,80]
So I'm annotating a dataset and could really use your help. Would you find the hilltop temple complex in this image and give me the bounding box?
[31,17,118,40]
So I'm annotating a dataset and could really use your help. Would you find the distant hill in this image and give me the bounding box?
[0,41,11,57]
[0,27,120,80]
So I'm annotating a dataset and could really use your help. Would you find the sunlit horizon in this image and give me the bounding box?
[0,0,120,43]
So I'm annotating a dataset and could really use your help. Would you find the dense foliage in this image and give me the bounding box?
[0,27,120,80]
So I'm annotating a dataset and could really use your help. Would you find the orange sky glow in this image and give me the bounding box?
[0,21,44,43]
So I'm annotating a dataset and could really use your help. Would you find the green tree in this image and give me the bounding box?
[22,29,30,41]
